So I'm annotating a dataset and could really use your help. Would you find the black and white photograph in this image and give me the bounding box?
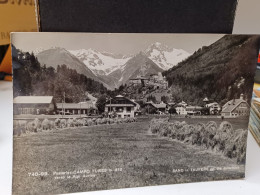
[11,33,259,195]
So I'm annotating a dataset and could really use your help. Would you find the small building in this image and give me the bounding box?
[176,105,187,115]
[186,106,203,115]
[175,101,188,115]
[105,95,137,118]
[203,97,209,104]
[56,101,97,115]
[205,102,221,115]
[221,94,249,117]
[13,96,55,115]
[145,101,167,114]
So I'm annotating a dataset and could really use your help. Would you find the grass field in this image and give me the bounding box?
[13,118,247,195]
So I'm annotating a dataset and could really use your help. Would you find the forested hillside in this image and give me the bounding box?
[12,46,108,103]
[163,35,260,105]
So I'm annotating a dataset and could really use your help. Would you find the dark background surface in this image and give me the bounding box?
[0,45,9,65]
[38,0,238,33]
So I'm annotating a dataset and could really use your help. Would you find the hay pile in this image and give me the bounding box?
[14,116,138,136]
[13,120,27,136]
[149,118,247,164]
[26,118,41,133]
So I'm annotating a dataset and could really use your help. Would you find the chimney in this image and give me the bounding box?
[240,94,244,100]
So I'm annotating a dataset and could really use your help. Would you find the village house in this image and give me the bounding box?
[205,102,221,115]
[203,97,209,104]
[175,101,188,115]
[13,96,55,115]
[186,106,203,115]
[56,101,97,115]
[104,95,138,118]
[221,94,250,117]
[145,101,167,114]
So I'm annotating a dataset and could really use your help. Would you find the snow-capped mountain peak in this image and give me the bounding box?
[69,49,131,76]
[145,42,191,70]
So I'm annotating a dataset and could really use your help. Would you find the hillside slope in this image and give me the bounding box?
[164,35,260,105]
[36,48,97,79]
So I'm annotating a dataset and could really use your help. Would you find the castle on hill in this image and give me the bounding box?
[129,72,168,89]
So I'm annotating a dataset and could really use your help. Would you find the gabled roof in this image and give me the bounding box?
[56,102,96,109]
[186,106,203,109]
[221,99,248,113]
[13,96,53,104]
[105,95,137,106]
[203,97,209,102]
[145,101,166,109]
[206,102,219,107]
[177,101,187,106]
[154,103,167,109]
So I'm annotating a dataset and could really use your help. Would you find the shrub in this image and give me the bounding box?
[26,118,41,133]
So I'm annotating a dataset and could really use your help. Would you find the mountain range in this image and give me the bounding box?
[36,42,190,89]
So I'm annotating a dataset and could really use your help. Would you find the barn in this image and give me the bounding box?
[221,95,249,117]
[56,102,97,115]
[13,96,55,115]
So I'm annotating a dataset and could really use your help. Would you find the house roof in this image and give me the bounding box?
[186,106,203,109]
[13,96,53,104]
[154,103,167,109]
[57,102,96,109]
[221,99,248,113]
[203,97,209,102]
[105,95,137,106]
[177,101,187,106]
[206,102,219,107]
[105,104,135,107]
[145,101,167,108]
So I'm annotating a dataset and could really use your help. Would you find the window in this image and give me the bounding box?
[116,107,123,112]
[126,107,131,112]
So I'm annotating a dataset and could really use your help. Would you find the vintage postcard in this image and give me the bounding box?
[11,33,259,194]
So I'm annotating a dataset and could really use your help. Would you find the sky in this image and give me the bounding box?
[11,33,224,55]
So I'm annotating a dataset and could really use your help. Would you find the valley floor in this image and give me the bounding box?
[13,119,246,195]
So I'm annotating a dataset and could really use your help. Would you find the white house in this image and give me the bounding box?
[105,95,137,118]
[176,101,188,115]
[186,106,203,115]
